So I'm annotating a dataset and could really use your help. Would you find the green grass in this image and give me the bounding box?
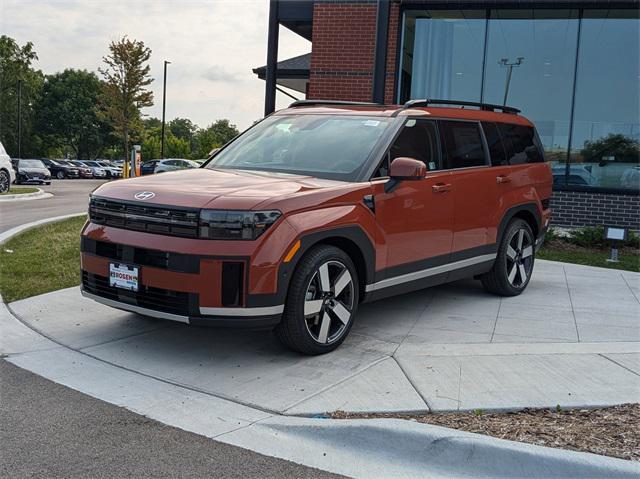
[1,186,40,195]
[538,245,640,273]
[0,216,87,303]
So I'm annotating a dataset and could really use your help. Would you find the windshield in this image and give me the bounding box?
[20,159,45,168]
[206,114,393,181]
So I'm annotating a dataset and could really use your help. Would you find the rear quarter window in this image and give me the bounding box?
[497,123,544,164]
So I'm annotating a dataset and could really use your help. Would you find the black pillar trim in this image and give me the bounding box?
[265,0,279,116]
[372,0,391,104]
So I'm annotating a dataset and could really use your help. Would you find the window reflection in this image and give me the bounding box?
[399,10,485,103]
[570,10,640,190]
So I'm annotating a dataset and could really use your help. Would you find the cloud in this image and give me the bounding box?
[201,66,240,83]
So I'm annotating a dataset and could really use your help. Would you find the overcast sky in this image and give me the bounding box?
[1,0,310,131]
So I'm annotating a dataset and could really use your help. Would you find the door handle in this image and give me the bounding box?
[496,175,511,184]
[432,183,451,193]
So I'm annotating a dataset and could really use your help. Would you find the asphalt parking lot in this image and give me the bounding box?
[0,180,105,232]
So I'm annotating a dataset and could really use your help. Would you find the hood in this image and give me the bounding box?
[92,168,347,210]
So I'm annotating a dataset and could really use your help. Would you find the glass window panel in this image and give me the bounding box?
[389,120,441,171]
[483,9,579,172]
[482,122,509,166]
[399,10,486,103]
[570,9,640,191]
[439,121,487,169]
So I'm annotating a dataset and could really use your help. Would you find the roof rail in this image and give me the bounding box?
[403,99,520,114]
[289,100,382,108]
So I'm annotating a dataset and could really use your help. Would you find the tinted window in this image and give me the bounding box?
[497,124,542,164]
[391,120,440,170]
[20,159,45,168]
[482,122,508,166]
[439,121,486,169]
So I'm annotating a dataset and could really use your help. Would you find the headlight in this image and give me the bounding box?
[199,210,281,240]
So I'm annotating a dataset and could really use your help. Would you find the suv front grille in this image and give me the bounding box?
[89,197,200,238]
[82,271,194,316]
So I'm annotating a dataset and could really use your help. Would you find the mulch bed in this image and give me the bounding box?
[331,404,640,461]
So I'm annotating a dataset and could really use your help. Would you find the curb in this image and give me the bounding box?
[0,188,53,202]
[1,216,638,478]
[0,213,86,245]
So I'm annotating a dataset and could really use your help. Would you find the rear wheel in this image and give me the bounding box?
[275,245,359,355]
[481,219,535,296]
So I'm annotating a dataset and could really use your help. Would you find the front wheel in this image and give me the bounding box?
[0,170,10,193]
[57,171,65,179]
[481,219,535,296]
[275,245,359,355]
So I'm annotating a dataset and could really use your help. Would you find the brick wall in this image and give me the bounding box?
[551,190,640,231]
[308,0,399,103]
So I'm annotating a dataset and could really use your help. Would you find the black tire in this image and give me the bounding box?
[275,244,359,355]
[0,170,10,193]
[45,181,51,185]
[481,219,535,296]
[56,171,65,179]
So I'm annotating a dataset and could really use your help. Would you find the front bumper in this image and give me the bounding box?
[80,225,289,329]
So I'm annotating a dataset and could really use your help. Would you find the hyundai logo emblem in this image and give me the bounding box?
[134,191,155,201]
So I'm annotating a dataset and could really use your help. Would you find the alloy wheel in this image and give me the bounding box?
[506,228,534,288]
[303,260,355,344]
[0,171,9,193]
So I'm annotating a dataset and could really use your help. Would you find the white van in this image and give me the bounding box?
[0,142,16,193]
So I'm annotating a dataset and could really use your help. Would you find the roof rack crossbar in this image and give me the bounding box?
[403,99,520,114]
[289,100,382,108]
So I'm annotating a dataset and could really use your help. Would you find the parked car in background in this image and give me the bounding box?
[0,141,16,193]
[72,160,107,178]
[12,159,51,185]
[64,160,93,178]
[552,165,596,188]
[41,158,80,179]
[141,160,159,176]
[154,159,200,173]
[83,160,122,178]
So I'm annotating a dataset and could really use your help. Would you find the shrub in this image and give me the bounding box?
[568,227,606,248]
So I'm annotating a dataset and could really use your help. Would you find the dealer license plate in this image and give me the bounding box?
[109,263,139,292]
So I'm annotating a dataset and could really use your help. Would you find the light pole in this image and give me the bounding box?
[499,57,524,106]
[161,60,171,159]
[17,79,22,158]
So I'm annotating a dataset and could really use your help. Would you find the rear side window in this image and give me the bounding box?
[497,124,543,164]
[439,121,487,169]
[482,122,508,166]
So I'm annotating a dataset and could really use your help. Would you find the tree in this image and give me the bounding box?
[169,118,196,142]
[0,36,45,157]
[35,69,115,159]
[192,119,239,158]
[99,36,153,160]
[581,134,640,164]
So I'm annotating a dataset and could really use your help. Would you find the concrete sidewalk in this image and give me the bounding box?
[6,260,639,415]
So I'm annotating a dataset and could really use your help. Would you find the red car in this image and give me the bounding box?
[81,99,552,354]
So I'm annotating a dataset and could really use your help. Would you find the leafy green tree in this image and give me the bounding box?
[99,36,153,160]
[0,36,45,157]
[193,119,239,158]
[581,134,640,164]
[35,69,115,159]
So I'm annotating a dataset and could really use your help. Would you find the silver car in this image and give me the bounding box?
[0,141,16,193]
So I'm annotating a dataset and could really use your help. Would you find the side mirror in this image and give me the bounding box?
[385,157,426,193]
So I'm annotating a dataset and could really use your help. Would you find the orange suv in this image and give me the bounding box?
[81,99,552,354]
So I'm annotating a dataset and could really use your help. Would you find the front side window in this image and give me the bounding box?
[207,114,394,181]
[439,121,487,169]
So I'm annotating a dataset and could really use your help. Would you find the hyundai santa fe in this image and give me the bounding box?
[81,99,552,355]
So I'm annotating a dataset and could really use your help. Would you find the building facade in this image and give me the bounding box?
[260,0,640,230]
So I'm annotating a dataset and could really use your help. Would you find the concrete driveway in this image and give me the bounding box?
[7,259,639,415]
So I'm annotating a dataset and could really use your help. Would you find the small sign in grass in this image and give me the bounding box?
[0,216,87,303]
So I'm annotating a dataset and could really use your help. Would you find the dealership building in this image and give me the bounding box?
[255,0,639,230]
